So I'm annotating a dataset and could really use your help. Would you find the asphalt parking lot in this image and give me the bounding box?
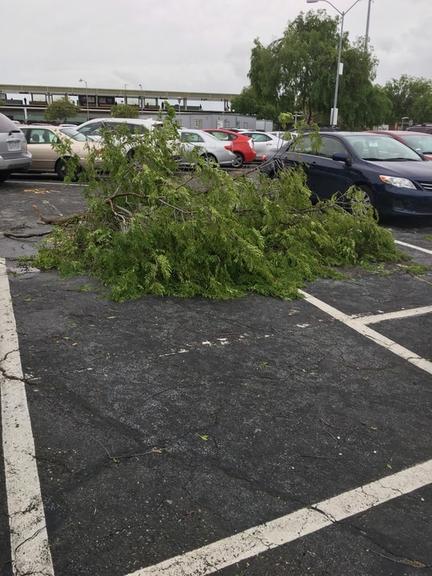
[1,177,432,576]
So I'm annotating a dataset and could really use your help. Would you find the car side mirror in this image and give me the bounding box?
[332,152,352,166]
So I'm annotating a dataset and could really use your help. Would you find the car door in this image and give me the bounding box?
[284,135,320,193]
[285,135,354,200]
[309,136,355,199]
[26,128,59,171]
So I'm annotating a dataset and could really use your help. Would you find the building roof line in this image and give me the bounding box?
[0,84,239,101]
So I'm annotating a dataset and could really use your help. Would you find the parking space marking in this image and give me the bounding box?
[0,258,54,575]
[300,290,432,376]
[126,458,432,576]
[395,240,432,256]
[354,304,432,325]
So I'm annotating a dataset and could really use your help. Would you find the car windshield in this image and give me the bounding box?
[401,133,432,155]
[345,135,422,161]
[60,127,88,141]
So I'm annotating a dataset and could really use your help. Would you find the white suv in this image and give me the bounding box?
[0,113,31,182]
[75,117,161,140]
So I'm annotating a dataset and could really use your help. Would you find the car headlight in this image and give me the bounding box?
[379,175,416,189]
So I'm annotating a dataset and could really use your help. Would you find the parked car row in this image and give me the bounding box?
[0,114,292,179]
[3,109,432,220]
[73,120,289,167]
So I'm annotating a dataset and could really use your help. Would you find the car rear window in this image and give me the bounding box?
[0,113,18,134]
[181,132,204,143]
[208,131,235,141]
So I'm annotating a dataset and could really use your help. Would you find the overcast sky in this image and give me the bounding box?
[3,0,432,93]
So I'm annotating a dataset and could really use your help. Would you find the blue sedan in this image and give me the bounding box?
[263,132,432,217]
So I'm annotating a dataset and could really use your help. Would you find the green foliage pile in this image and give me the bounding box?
[34,118,399,301]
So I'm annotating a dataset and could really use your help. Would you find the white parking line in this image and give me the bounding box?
[0,258,54,575]
[1,245,430,576]
[355,304,432,325]
[300,290,432,376]
[126,459,432,576]
[395,240,432,256]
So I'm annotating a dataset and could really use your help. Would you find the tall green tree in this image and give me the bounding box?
[337,40,392,129]
[232,10,387,129]
[384,75,432,124]
[45,97,79,123]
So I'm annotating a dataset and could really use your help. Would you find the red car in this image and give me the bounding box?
[372,130,432,160]
[204,129,256,167]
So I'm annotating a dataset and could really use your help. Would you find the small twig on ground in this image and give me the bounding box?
[4,231,51,239]
[110,447,165,462]
[368,549,428,568]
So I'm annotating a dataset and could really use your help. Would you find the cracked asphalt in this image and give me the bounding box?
[1,178,432,576]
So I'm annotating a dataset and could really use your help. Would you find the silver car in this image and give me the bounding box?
[240,131,288,161]
[0,113,31,182]
[180,129,236,167]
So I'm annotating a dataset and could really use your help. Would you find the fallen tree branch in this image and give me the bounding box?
[4,231,51,239]
[32,204,87,225]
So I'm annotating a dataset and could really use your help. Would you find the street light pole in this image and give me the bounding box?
[306,0,363,127]
[331,12,344,126]
[138,83,143,113]
[79,78,89,121]
[364,0,372,51]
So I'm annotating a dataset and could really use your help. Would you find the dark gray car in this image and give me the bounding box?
[0,113,31,182]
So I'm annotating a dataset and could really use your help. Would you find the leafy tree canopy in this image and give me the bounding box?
[44,97,79,123]
[111,103,140,118]
[232,11,388,129]
[384,75,432,124]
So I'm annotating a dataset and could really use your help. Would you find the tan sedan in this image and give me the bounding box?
[20,124,96,179]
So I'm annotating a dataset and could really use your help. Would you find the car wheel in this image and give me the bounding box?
[232,152,244,168]
[201,153,218,166]
[340,185,378,218]
[55,158,68,180]
[360,185,382,220]
[0,171,11,183]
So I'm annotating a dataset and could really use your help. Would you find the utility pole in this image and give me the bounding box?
[139,83,143,112]
[364,0,372,51]
[307,0,364,127]
[79,78,89,121]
